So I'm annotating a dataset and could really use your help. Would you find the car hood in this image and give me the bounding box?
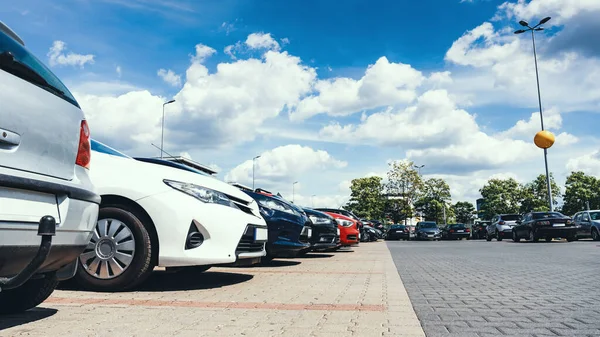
[91,151,255,204]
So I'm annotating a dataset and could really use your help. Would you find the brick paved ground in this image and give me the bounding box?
[387,239,600,337]
[0,242,424,337]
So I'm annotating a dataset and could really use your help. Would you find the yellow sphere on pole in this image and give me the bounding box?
[534,130,555,149]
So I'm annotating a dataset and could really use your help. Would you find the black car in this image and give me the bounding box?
[242,191,312,259]
[414,221,442,241]
[302,208,339,253]
[385,224,410,240]
[512,211,576,242]
[470,221,490,239]
[441,223,470,240]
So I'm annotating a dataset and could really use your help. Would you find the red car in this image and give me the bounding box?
[322,212,359,246]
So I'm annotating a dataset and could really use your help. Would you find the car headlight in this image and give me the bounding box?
[309,215,331,225]
[256,198,301,217]
[336,219,354,227]
[164,179,239,210]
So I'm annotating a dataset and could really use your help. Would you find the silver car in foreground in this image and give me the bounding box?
[0,22,100,314]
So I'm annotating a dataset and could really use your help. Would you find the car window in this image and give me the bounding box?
[582,213,590,222]
[501,214,521,221]
[449,224,465,229]
[591,212,600,221]
[0,30,79,107]
[574,213,581,222]
[91,139,132,158]
[532,212,565,219]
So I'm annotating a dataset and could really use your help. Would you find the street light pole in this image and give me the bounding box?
[292,181,298,203]
[160,99,176,158]
[515,16,554,212]
[252,155,261,190]
[311,194,316,207]
[414,164,425,176]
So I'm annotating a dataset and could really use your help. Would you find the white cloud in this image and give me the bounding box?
[566,150,600,176]
[157,69,182,87]
[179,151,192,159]
[290,57,424,121]
[225,144,347,184]
[495,0,600,25]
[47,40,95,68]
[245,32,280,51]
[220,21,236,35]
[191,43,216,63]
[116,66,122,78]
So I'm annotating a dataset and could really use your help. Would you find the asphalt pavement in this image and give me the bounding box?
[387,238,600,337]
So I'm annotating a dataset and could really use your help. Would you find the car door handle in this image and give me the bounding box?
[0,128,21,147]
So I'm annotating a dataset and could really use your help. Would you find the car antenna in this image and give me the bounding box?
[150,143,177,159]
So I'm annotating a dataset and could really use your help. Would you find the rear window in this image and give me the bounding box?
[449,224,466,229]
[501,214,521,221]
[390,225,405,230]
[532,212,565,219]
[0,30,79,107]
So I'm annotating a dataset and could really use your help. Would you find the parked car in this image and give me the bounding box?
[242,190,311,260]
[470,220,490,239]
[315,208,364,243]
[512,211,576,242]
[0,21,100,314]
[486,214,521,241]
[71,140,267,291]
[414,221,441,241]
[319,211,360,246]
[572,210,600,241]
[441,224,470,240]
[363,224,379,241]
[385,224,410,240]
[301,208,339,253]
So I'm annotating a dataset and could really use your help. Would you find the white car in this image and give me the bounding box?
[72,140,268,291]
[0,22,99,313]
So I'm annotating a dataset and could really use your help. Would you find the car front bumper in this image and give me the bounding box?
[137,189,267,267]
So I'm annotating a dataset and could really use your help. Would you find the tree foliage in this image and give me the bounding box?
[519,174,561,213]
[414,178,452,224]
[478,178,522,220]
[344,176,384,219]
[384,160,422,223]
[561,171,600,216]
[452,201,476,224]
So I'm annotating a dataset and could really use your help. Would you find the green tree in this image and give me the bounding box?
[561,171,600,216]
[414,178,452,225]
[519,174,561,213]
[452,201,476,224]
[384,160,422,224]
[478,178,521,220]
[344,176,384,219]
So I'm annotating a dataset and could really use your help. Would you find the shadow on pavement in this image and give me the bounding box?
[0,307,57,330]
[333,249,355,253]
[295,253,334,259]
[253,259,301,268]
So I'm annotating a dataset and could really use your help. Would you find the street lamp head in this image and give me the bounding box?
[253,155,261,160]
[519,20,529,27]
[164,99,175,105]
[514,29,526,34]
[539,16,551,25]
[534,27,544,31]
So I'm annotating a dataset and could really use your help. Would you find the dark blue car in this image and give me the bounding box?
[301,208,339,254]
[242,191,311,260]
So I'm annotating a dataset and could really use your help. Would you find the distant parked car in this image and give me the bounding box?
[0,22,100,314]
[470,221,490,239]
[572,210,600,241]
[486,214,521,241]
[414,221,441,241]
[242,190,311,260]
[441,224,470,240]
[385,224,410,241]
[302,208,339,253]
[72,140,267,291]
[315,208,364,243]
[363,224,379,241]
[512,211,576,242]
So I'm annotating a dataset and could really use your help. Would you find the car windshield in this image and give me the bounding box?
[501,214,521,221]
[420,222,437,228]
[532,212,565,219]
[449,224,465,229]
[0,30,79,107]
[590,211,600,220]
[91,139,132,158]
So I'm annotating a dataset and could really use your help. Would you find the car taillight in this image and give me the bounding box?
[449,229,454,233]
[75,120,91,169]
[499,221,505,225]
[466,228,470,232]
[537,220,550,226]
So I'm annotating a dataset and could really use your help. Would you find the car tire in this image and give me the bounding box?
[0,272,58,314]
[74,206,154,292]
[512,231,520,242]
[592,228,600,241]
[486,233,492,241]
[496,230,502,241]
[529,230,538,243]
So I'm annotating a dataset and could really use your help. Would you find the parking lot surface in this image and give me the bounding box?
[388,239,600,337]
[0,243,424,337]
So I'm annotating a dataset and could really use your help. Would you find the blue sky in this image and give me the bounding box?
[3,0,600,207]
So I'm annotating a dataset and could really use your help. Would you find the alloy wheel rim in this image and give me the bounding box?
[529,230,534,241]
[593,230,598,240]
[80,218,136,280]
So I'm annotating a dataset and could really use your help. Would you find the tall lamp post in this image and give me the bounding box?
[514,16,554,211]
[252,155,261,190]
[160,99,176,158]
[292,181,298,203]
[413,164,425,176]
[311,194,316,207]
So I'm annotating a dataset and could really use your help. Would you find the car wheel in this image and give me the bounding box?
[496,230,502,241]
[592,228,600,241]
[512,231,520,242]
[486,233,492,241]
[0,272,58,314]
[529,230,538,242]
[74,206,154,292]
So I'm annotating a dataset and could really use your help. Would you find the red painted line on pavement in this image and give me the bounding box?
[44,297,385,312]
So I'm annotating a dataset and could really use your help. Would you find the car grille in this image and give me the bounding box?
[319,234,336,243]
[235,225,265,254]
[347,234,357,241]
